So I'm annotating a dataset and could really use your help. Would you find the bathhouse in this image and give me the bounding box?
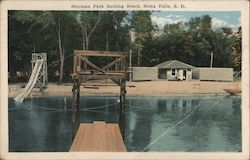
[155,60,195,81]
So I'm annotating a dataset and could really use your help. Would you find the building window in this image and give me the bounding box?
[171,69,176,76]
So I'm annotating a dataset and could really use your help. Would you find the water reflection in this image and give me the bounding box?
[9,96,241,152]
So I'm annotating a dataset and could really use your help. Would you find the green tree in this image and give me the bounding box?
[186,15,213,66]
[131,11,153,66]
[75,11,101,50]
[230,27,242,71]
[99,11,129,51]
[141,15,235,68]
[9,11,43,81]
[34,11,76,84]
[10,11,77,84]
[220,27,233,36]
[9,11,131,83]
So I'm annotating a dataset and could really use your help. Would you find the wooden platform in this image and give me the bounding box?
[70,121,127,152]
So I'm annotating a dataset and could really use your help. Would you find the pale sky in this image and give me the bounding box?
[151,11,241,31]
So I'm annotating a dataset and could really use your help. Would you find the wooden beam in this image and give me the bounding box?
[74,50,128,57]
[84,86,99,89]
[81,57,105,74]
[101,57,123,71]
[71,73,126,80]
[72,71,126,76]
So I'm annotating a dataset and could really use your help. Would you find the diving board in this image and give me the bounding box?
[70,121,127,152]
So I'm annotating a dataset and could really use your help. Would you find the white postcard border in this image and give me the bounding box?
[0,0,249,160]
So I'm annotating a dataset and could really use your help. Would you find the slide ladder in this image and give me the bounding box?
[14,59,44,102]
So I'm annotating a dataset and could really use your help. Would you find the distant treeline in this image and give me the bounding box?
[8,11,241,83]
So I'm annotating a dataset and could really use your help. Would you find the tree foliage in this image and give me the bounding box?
[141,15,237,69]
[131,11,154,66]
[230,27,242,71]
[9,11,79,84]
[8,11,241,83]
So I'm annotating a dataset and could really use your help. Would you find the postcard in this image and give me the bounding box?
[0,0,249,159]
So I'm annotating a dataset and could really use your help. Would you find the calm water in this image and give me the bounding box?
[9,96,241,152]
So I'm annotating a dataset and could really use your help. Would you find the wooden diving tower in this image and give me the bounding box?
[70,50,128,152]
[31,53,48,88]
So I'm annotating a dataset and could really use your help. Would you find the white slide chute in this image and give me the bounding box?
[14,59,44,102]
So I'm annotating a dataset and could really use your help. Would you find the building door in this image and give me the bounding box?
[183,70,187,80]
[178,69,183,80]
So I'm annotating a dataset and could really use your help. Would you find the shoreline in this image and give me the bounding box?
[8,81,241,98]
[8,93,233,98]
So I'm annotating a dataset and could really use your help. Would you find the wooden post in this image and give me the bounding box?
[76,78,81,129]
[77,55,81,72]
[72,78,81,140]
[119,57,127,140]
[129,49,132,82]
[119,78,126,139]
[84,56,88,71]
[73,53,77,74]
[115,57,118,71]
[72,79,77,139]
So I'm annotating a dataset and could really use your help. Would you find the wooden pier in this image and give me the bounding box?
[70,121,127,152]
[70,50,128,152]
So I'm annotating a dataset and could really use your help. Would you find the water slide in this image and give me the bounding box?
[14,59,44,102]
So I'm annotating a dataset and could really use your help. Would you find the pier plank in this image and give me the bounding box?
[69,124,87,151]
[91,121,106,151]
[70,121,126,152]
[105,124,115,151]
[78,124,93,151]
[112,124,127,151]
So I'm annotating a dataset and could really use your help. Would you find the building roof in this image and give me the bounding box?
[155,60,196,69]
